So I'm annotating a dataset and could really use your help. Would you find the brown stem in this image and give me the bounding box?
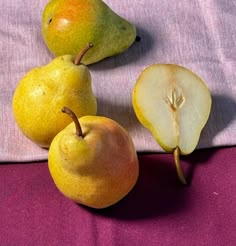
[74,43,93,65]
[62,107,83,138]
[174,147,187,185]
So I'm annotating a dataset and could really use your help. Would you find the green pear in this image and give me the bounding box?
[41,0,136,64]
[132,64,212,184]
[12,43,97,148]
[48,107,139,209]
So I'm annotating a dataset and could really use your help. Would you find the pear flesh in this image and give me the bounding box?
[12,49,97,148]
[132,64,212,183]
[41,0,136,64]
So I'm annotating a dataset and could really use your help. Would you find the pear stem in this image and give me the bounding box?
[74,43,93,65]
[174,147,187,185]
[62,107,83,138]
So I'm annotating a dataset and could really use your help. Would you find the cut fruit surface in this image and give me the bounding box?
[132,64,212,155]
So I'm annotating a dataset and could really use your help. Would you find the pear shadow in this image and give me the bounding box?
[81,147,225,220]
[199,93,236,147]
[96,96,140,131]
[185,94,236,184]
[81,154,190,220]
[182,147,225,186]
[89,25,156,70]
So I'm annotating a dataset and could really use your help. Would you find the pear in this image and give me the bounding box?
[12,43,97,148]
[41,0,136,64]
[48,107,139,209]
[132,64,212,184]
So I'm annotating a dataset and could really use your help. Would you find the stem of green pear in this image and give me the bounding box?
[135,36,141,42]
[174,147,187,185]
[62,107,83,138]
[74,43,93,65]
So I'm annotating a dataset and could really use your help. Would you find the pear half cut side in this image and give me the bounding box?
[132,64,212,184]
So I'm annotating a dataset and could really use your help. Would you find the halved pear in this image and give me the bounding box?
[132,64,212,184]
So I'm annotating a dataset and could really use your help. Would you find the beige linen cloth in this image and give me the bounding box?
[1,0,236,162]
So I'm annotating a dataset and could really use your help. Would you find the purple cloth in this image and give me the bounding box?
[1,0,236,161]
[1,147,235,245]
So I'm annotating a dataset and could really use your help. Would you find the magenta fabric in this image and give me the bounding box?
[1,147,235,245]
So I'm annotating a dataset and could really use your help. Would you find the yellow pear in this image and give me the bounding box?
[12,44,97,148]
[48,107,139,209]
[41,0,136,64]
[132,64,212,184]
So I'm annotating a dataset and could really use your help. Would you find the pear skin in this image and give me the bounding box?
[48,108,139,209]
[12,45,97,148]
[41,0,136,64]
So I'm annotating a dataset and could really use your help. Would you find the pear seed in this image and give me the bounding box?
[166,88,184,111]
